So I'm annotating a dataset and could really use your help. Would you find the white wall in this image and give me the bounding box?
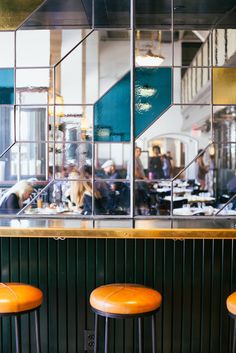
[99,39,130,96]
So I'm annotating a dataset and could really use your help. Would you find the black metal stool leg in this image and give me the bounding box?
[232,318,236,353]
[94,314,98,353]
[151,315,156,353]
[138,317,143,353]
[104,316,109,353]
[35,309,41,353]
[14,316,22,353]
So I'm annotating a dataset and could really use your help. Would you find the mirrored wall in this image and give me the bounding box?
[0,2,235,218]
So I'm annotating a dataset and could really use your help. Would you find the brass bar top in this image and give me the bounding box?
[0,218,235,239]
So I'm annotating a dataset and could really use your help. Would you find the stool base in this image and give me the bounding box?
[229,313,236,353]
[0,307,41,353]
[92,308,159,353]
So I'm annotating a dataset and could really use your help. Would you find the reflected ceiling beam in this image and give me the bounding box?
[192,30,209,42]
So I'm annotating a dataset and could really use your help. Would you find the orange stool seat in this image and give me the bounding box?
[90,283,162,353]
[0,283,43,353]
[0,283,43,314]
[90,283,162,315]
[227,292,236,316]
[227,292,236,353]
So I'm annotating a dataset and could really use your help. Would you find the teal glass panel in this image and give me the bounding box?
[94,67,172,142]
[135,67,172,137]
[0,69,14,104]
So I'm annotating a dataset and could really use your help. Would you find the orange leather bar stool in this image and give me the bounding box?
[0,283,43,353]
[227,292,236,353]
[90,283,162,353]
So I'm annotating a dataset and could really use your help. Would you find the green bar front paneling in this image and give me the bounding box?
[0,238,234,353]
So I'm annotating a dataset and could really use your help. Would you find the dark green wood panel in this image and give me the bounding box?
[0,238,235,353]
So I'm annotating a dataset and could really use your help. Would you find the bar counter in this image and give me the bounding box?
[0,217,235,353]
[0,217,235,238]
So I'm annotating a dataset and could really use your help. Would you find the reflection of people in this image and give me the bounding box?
[101,160,129,213]
[149,145,164,179]
[0,180,33,214]
[76,131,92,168]
[68,167,101,214]
[126,147,147,180]
[195,149,209,190]
[101,160,123,191]
[162,154,171,179]
[166,151,174,177]
[135,147,147,179]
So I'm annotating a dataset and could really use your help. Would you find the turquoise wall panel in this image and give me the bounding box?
[94,67,172,142]
[0,69,14,104]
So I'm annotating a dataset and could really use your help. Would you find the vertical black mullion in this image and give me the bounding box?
[19,238,30,353]
[190,240,195,353]
[144,240,154,287]
[67,239,77,353]
[1,238,11,353]
[10,238,19,353]
[161,239,166,353]
[212,240,221,353]
[57,240,67,353]
[134,239,144,284]
[144,240,154,353]
[38,239,48,353]
[192,240,202,353]
[183,240,192,353]
[171,240,175,353]
[29,238,39,351]
[48,239,58,353]
[125,240,134,353]
[180,240,185,353]
[200,240,205,353]
[154,239,163,353]
[86,239,96,331]
[163,239,173,353]
[229,240,235,352]
[219,240,224,353]
[96,239,107,350]
[96,239,105,287]
[172,241,182,353]
[115,239,125,353]
[222,241,232,352]
[105,239,116,353]
[209,240,214,353]
[76,239,86,352]
[202,240,211,353]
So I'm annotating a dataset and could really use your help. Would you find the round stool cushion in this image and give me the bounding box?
[227,292,236,316]
[90,283,162,315]
[0,283,43,314]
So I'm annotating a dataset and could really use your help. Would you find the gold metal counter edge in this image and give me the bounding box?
[0,227,235,239]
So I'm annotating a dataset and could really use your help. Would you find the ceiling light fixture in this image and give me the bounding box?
[136,102,152,112]
[136,85,157,97]
[136,30,165,67]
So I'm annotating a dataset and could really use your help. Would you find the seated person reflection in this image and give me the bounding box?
[101,160,129,214]
[68,165,109,215]
[0,180,33,214]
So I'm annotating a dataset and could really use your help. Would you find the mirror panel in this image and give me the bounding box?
[50,105,93,142]
[0,32,14,67]
[16,68,53,105]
